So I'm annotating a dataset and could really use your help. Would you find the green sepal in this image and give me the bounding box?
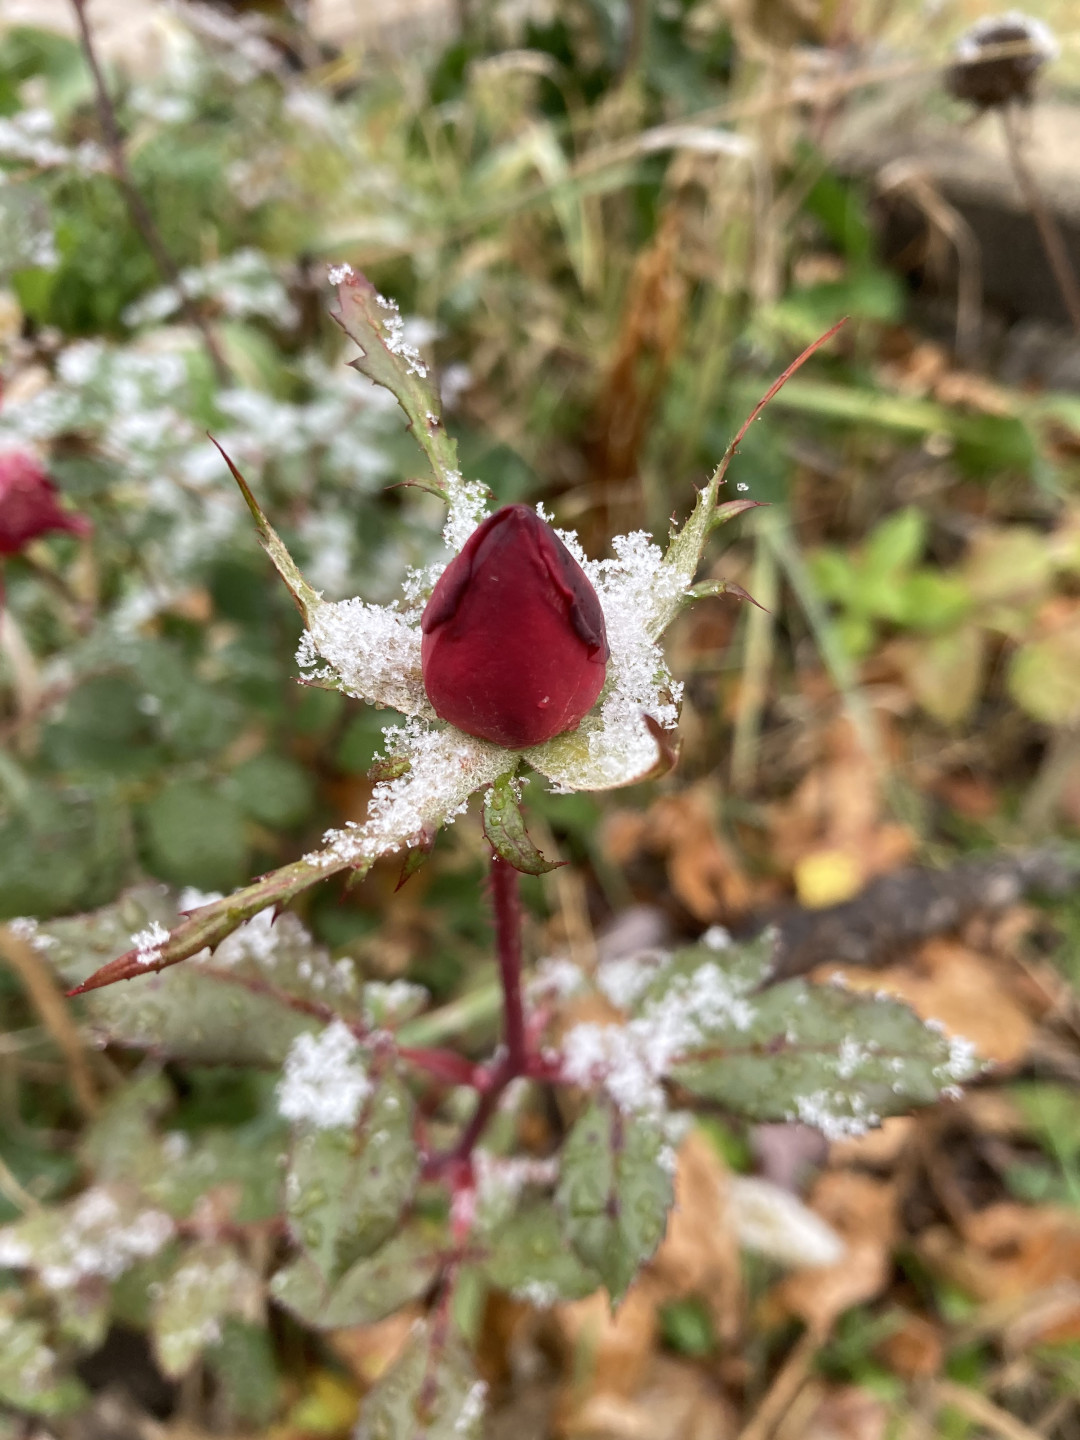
[482,772,563,875]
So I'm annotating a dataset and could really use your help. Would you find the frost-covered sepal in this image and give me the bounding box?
[556,1098,673,1305]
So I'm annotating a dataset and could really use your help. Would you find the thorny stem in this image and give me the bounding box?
[1000,104,1080,337]
[491,854,528,1074]
[423,855,537,1177]
[69,0,232,383]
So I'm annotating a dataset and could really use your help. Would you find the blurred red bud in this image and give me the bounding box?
[421,504,608,748]
[0,451,90,557]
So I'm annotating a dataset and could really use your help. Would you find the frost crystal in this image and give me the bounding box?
[328,262,355,284]
[530,529,684,790]
[132,921,170,966]
[298,599,431,716]
[277,1020,372,1129]
[455,1380,488,1433]
[0,1188,174,1291]
[374,292,428,378]
[793,1089,880,1141]
[561,960,756,1115]
[596,949,670,1009]
[313,721,507,869]
[528,955,586,1002]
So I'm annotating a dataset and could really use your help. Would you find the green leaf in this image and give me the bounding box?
[482,773,562,875]
[207,1319,281,1428]
[270,1226,441,1330]
[355,1321,486,1440]
[1008,620,1080,724]
[231,752,315,828]
[140,781,250,892]
[863,507,926,576]
[287,1072,419,1283]
[151,1242,262,1379]
[330,270,465,502]
[556,1100,673,1304]
[662,967,978,1134]
[0,1302,87,1416]
[210,438,321,625]
[481,1205,598,1305]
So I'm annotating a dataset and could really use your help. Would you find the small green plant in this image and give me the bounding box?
[0,276,979,1437]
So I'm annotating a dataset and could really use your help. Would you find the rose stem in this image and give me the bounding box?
[69,0,232,382]
[490,853,527,1075]
[1000,103,1080,336]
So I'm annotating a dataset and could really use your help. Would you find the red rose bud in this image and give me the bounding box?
[421,504,608,748]
[0,451,90,557]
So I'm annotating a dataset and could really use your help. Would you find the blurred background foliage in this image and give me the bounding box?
[5,0,1080,1433]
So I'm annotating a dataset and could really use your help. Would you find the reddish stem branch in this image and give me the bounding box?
[69,0,231,382]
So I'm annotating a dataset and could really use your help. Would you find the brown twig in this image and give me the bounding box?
[0,926,100,1118]
[68,0,231,383]
[1000,103,1080,336]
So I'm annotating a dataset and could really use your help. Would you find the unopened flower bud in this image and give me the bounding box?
[0,451,90,557]
[421,504,608,748]
[947,12,1058,109]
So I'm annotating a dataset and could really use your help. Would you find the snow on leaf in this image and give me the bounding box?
[666,963,981,1138]
[0,1186,174,1293]
[277,1020,373,1130]
[286,1072,418,1283]
[151,1242,262,1379]
[527,530,684,790]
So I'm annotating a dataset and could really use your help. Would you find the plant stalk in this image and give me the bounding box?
[490,854,527,1074]
[69,0,231,382]
[1000,104,1080,337]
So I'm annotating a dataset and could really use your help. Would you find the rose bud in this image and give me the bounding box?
[947,13,1058,109]
[0,450,90,557]
[421,504,608,748]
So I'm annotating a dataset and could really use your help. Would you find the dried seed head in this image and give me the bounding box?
[947,12,1058,108]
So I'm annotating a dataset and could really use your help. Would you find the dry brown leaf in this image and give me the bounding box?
[790,1384,890,1440]
[919,1202,1080,1308]
[769,1173,898,1331]
[603,788,752,923]
[554,1286,658,1406]
[876,1309,944,1379]
[559,1356,735,1440]
[326,1307,418,1389]
[647,1130,743,1343]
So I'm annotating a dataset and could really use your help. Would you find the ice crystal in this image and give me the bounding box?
[132,921,170,967]
[313,721,507,868]
[528,955,586,1002]
[328,262,355,285]
[728,1176,845,1268]
[455,1380,488,1433]
[277,1020,372,1129]
[561,960,756,1115]
[298,599,431,715]
[529,529,684,790]
[595,950,670,1010]
[374,292,428,378]
[123,249,297,329]
[0,1188,174,1291]
[793,1089,880,1141]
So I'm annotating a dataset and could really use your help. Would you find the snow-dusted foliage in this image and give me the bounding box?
[276,1020,373,1129]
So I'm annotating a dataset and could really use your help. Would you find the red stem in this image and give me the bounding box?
[491,854,527,1073]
